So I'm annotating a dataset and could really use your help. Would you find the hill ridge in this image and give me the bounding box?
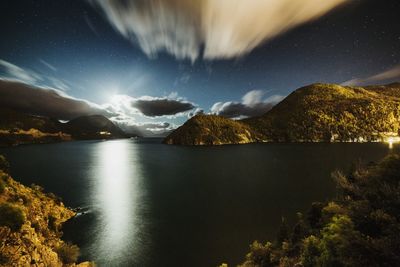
[164,82,400,145]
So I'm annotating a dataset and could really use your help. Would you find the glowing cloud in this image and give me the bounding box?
[342,65,400,86]
[0,79,112,120]
[90,0,347,61]
[211,90,284,118]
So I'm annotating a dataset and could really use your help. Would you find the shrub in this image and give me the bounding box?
[0,155,10,174]
[48,215,57,231]
[0,203,25,232]
[47,192,62,205]
[0,251,9,265]
[240,241,279,267]
[235,154,400,266]
[55,243,80,264]
[31,221,41,232]
[30,183,44,192]
[0,179,5,194]
[301,235,321,267]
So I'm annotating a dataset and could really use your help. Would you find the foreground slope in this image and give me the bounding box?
[223,153,400,267]
[165,83,400,145]
[0,156,92,266]
[163,114,262,145]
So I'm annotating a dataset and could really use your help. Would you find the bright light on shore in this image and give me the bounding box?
[386,136,400,149]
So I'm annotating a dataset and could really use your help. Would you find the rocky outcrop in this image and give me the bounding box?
[0,157,93,266]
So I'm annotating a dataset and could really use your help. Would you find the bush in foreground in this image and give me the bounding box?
[0,179,5,194]
[55,243,80,264]
[234,153,400,267]
[0,155,10,174]
[0,203,25,232]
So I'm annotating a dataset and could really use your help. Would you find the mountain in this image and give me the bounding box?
[245,83,400,142]
[0,108,127,146]
[0,108,71,146]
[164,83,400,145]
[163,114,262,145]
[0,107,63,133]
[62,115,127,140]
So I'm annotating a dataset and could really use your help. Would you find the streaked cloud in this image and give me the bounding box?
[132,97,195,117]
[0,59,69,91]
[0,59,41,84]
[110,94,196,117]
[0,79,112,120]
[211,90,284,119]
[342,65,400,86]
[39,59,57,72]
[117,121,176,137]
[188,107,204,118]
[89,0,347,61]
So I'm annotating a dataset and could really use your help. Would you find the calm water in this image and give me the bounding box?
[0,139,397,266]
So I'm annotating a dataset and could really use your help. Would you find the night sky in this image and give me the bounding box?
[1,0,399,136]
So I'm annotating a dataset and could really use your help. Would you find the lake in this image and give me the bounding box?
[0,139,397,266]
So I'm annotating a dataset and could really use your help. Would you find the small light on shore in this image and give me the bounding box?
[386,136,400,149]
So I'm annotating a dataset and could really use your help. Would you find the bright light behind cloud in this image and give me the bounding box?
[90,0,348,61]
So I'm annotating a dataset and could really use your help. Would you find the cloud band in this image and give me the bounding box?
[90,0,347,61]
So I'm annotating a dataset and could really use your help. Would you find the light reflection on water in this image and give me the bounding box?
[89,140,147,265]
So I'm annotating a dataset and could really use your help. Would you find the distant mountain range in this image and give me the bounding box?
[164,82,400,145]
[0,108,129,146]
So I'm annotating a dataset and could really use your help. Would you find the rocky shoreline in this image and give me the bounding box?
[0,155,93,266]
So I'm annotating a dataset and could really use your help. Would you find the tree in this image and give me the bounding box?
[236,154,400,267]
[0,203,25,232]
[0,155,9,174]
[55,243,80,264]
[277,217,289,245]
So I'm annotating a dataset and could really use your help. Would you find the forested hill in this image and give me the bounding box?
[164,83,400,145]
[0,108,127,146]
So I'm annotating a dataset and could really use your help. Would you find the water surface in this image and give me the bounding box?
[0,139,396,266]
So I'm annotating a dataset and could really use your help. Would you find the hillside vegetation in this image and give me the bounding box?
[220,153,400,267]
[165,83,400,145]
[63,114,126,140]
[246,83,400,142]
[0,108,127,146]
[0,155,93,266]
[163,114,262,145]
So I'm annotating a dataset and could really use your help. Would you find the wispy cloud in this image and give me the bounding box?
[89,0,347,61]
[39,59,57,72]
[211,90,284,119]
[0,59,69,91]
[342,65,400,86]
[116,120,176,137]
[0,59,41,84]
[109,93,196,118]
[84,13,99,36]
[0,79,112,120]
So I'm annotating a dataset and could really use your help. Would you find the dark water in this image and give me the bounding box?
[0,139,397,267]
